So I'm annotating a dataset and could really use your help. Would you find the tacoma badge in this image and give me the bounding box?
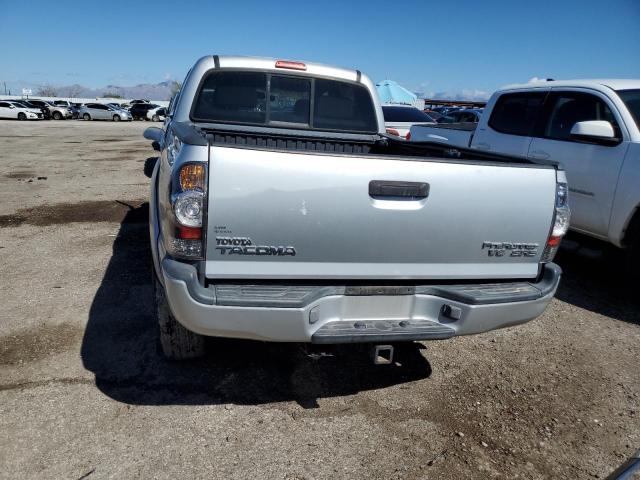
[215,236,296,256]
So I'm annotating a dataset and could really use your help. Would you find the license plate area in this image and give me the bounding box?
[345,285,415,296]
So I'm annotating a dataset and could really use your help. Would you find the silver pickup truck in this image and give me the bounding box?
[144,56,567,361]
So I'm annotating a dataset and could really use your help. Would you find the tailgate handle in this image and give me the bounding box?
[369,180,429,199]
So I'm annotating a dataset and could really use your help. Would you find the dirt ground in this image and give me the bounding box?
[0,119,638,480]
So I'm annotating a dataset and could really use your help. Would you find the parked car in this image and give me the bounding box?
[424,109,443,121]
[14,99,50,119]
[26,99,73,120]
[431,106,460,116]
[143,55,565,360]
[129,99,150,105]
[107,102,126,110]
[146,106,166,122]
[381,105,436,139]
[0,101,43,120]
[130,103,159,120]
[410,79,640,273]
[437,108,483,124]
[53,100,80,119]
[8,100,47,119]
[78,103,132,121]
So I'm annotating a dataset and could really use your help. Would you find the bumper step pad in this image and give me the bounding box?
[311,319,455,344]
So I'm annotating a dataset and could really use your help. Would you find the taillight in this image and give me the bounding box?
[167,163,206,259]
[405,131,411,141]
[542,181,570,262]
[386,128,400,137]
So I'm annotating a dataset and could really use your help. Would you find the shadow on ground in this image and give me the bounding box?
[81,204,432,407]
[554,232,639,325]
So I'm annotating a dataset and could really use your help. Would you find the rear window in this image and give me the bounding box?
[382,106,434,122]
[488,92,546,136]
[191,70,377,133]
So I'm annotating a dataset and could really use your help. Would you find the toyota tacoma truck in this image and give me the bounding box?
[144,56,567,360]
[410,80,640,272]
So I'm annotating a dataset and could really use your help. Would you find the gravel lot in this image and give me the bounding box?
[0,119,638,479]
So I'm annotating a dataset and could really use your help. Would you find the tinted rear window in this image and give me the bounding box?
[382,106,434,122]
[313,79,377,132]
[270,76,311,124]
[488,92,546,136]
[191,71,377,133]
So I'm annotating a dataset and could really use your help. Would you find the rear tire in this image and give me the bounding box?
[52,111,62,120]
[153,271,205,360]
[113,114,121,122]
[152,114,159,122]
[83,113,91,121]
[17,112,26,121]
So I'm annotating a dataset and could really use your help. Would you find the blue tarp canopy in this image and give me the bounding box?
[376,80,417,105]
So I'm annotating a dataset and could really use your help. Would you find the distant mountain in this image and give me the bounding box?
[52,81,178,100]
[414,88,490,102]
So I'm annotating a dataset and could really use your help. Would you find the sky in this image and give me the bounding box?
[1,0,639,100]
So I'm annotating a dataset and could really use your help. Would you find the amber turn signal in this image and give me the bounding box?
[179,163,205,191]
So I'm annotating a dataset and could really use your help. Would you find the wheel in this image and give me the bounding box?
[113,114,121,122]
[83,113,91,121]
[52,111,62,120]
[153,270,205,360]
[17,112,26,121]
[152,115,159,122]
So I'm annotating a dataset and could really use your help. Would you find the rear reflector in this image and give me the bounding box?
[275,60,307,71]
[177,226,202,240]
[386,128,400,137]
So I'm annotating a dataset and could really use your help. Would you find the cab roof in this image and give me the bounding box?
[212,55,362,84]
[501,78,640,92]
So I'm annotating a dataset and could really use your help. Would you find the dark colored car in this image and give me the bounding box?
[437,109,483,124]
[424,109,443,121]
[431,106,460,116]
[129,103,159,120]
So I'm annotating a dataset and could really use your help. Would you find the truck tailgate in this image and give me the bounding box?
[205,146,555,280]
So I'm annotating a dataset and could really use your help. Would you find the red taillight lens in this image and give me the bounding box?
[542,182,570,262]
[386,128,400,137]
[405,131,411,141]
[275,60,307,71]
[546,236,562,248]
[177,226,202,240]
